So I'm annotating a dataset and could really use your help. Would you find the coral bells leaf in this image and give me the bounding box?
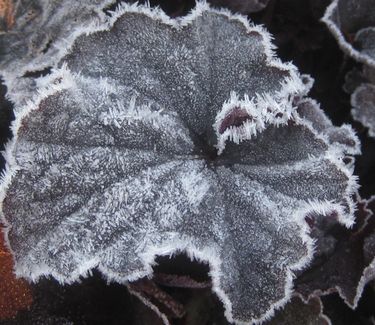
[351,83,375,138]
[323,0,375,138]
[322,0,375,68]
[296,197,375,309]
[0,3,360,324]
[0,0,114,80]
[264,295,331,325]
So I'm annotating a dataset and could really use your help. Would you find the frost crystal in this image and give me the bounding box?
[322,0,375,68]
[0,3,359,324]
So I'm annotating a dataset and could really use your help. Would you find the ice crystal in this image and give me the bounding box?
[0,3,359,324]
[322,0,375,68]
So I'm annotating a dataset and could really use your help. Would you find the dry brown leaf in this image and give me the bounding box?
[0,227,33,320]
[0,0,15,31]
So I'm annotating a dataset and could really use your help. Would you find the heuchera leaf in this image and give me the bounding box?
[343,67,368,94]
[296,197,375,309]
[296,98,360,158]
[264,295,331,325]
[0,3,360,324]
[0,0,115,80]
[351,83,375,138]
[322,0,375,68]
[344,65,375,139]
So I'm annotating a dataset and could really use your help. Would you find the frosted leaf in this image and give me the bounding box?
[0,3,359,324]
[344,65,375,95]
[264,295,331,325]
[351,83,375,138]
[208,0,270,14]
[357,197,375,306]
[0,0,114,80]
[297,98,360,157]
[343,68,367,94]
[344,65,375,138]
[355,27,375,62]
[322,0,375,68]
[296,197,375,309]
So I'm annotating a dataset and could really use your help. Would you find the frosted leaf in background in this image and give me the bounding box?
[358,197,375,306]
[0,3,360,324]
[328,0,375,140]
[343,67,368,94]
[296,98,360,157]
[208,0,270,14]
[322,0,375,68]
[264,295,331,325]
[351,83,375,138]
[0,0,114,80]
[343,65,375,138]
[354,27,375,62]
[296,197,375,309]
